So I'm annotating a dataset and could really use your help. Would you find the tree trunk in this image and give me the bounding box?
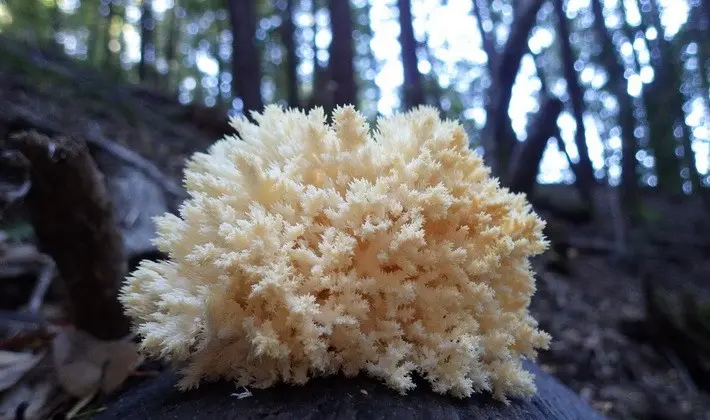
[553,0,596,205]
[215,13,226,108]
[103,2,117,72]
[164,0,180,93]
[397,0,424,109]
[507,95,565,196]
[282,0,300,108]
[531,51,578,177]
[139,0,154,84]
[472,0,498,75]
[227,0,263,114]
[481,0,547,178]
[635,0,693,195]
[306,0,328,109]
[590,0,638,212]
[703,0,710,38]
[327,0,357,107]
[87,1,102,66]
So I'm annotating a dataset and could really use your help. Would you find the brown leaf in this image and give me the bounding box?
[51,327,140,398]
[100,339,144,394]
[0,350,44,392]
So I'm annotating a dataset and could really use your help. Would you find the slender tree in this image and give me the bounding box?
[227,0,264,114]
[163,0,181,93]
[86,1,102,66]
[481,0,547,177]
[590,0,638,210]
[103,1,116,69]
[703,0,710,38]
[139,0,154,83]
[472,0,498,75]
[553,0,596,204]
[636,0,701,194]
[282,0,300,108]
[397,0,425,109]
[327,0,357,107]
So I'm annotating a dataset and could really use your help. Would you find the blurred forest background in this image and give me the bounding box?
[1,0,710,419]
[1,0,709,200]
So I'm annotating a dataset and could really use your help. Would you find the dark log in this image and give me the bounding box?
[5,131,130,340]
[94,360,605,420]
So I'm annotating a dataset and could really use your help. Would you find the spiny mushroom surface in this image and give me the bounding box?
[120,105,551,402]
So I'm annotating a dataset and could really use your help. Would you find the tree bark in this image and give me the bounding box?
[282,0,300,108]
[397,0,425,109]
[553,0,595,205]
[6,131,130,341]
[138,0,154,83]
[228,0,263,114]
[327,0,357,107]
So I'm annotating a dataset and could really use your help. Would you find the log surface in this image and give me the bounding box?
[95,361,605,420]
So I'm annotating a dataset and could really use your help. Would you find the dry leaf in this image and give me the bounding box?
[100,339,144,394]
[51,327,140,398]
[51,328,105,397]
[0,350,44,391]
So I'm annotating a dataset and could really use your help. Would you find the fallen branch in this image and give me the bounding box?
[0,241,56,318]
[6,131,130,340]
[84,123,185,201]
[27,260,56,315]
[0,149,31,214]
[0,243,45,278]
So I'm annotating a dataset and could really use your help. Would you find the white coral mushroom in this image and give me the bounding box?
[119,105,551,402]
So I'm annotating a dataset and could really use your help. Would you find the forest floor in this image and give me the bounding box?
[1,36,710,420]
[531,212,710,420]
